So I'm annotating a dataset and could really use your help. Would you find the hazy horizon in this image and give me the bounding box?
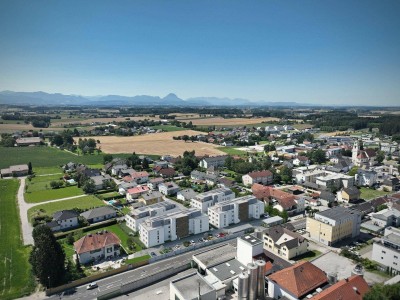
[1,0,399,106]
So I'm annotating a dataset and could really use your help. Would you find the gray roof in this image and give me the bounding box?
[193,244,237,268]
[178,188,198,199]
[319,191,336,202]
[343,186,361,197]
[141,191,163,201]
[263,225,305,250]
[207,258,247,281]
[238,234,263,246]
[171,272,215,299]
[316,206,360,221]
[53,210,79,221]
[80,206,116,220]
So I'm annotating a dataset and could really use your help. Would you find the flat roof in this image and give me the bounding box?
[171,272,214,299]
[238,234,263,246]
[316,206,360,221]
[207,258,246,282]
[193,244,236,268]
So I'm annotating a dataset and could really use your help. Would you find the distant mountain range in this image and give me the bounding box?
[0,90,305,107]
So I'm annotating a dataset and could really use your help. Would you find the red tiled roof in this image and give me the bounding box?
[74,232,120,255]
[127,185,149,194]
[252,184,296,208]
[159,168,175,176]
[247,170,273,179]
[123,175,133,182]
[311,275,369,300]
[268,261,328,298]
[131,171,149,178]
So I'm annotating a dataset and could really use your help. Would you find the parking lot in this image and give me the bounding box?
[311,251,387,285]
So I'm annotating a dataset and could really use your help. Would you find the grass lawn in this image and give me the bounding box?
[294,250,322,262]
[25,186,84,203]
[28,195,105,221]
[33,166,63,175]
[0,180,35,299]
[150,125,187,132]
[360,187,388,200]
[124,254,151,265]
[25,174,84,203]
[216,146,247,156]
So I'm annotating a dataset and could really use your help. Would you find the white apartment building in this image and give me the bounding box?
[372,227,400,275]
[125,200,176,231]
[208,195,263,229]
[139,208,209,247]
[190,187,235,213]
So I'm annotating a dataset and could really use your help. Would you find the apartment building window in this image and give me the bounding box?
[394,262,398,266]
[382,251,386,254]
[395,256,398,259]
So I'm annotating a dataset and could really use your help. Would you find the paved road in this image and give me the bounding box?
[16,177,87,246]
[47,241,237,300]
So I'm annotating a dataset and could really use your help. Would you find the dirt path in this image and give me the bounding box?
[16,178,87,246]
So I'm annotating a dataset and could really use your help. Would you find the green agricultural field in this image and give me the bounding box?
[0,180,35,299]
[216,146,247,156]
[150,125,187,132]
[27,195,105,222]
[0,146,106,168]
[360,187,388,200]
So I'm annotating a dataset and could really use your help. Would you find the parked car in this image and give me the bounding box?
[150,252,157,257]
[86,282,98,290]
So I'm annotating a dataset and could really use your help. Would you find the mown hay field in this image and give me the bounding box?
[86,130,226,156]
[183,117,280,126]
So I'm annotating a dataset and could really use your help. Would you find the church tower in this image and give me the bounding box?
[352,140,359,165]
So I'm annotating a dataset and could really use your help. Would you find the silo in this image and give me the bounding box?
[256,260,266,299]
[237,271,249,300]
[247,262,258,300]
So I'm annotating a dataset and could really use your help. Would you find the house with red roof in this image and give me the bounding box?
[126,185,150,200]
[74,231,121,264]
[131,171,149,184]
[310,275,369,300]
[242,170,273,186]
[252,184,305,214]
[267,261,328,300]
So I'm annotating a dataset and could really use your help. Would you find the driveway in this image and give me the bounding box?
[16,178,87,246]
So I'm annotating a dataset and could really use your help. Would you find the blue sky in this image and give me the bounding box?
[0,0,399,105]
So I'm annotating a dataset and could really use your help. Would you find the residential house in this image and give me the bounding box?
[217,177,236,189]
[293,156,310,166]
[147,177,164,190]
[266,261,328,300]
[191,170,206,181]
[191,187,235,213]
[90,174,113,191]
[138,191,164,206]
[177,188,198,201]
[198,155,228,169]
[111,164,128,176]
[306,207,361,246]
[242,170,273,187]
[80,206,117,224]
[263,225,308,260]
[74,231,121,264]
[159,168,176,178]
[46,210,79,232]
[371,208,400,228]
[355,169,377,187]
[382,177,400,192]
[372,227,400,275]
[318,191,336,206]
[63,162,77,172]
[139,208,209,247]
[208,195,264,228]
[337,186,361,203]
[118,181,138,195]
[131,171,149,184]
[158,181,180,196]
[311,275,369,300]
[126,185,150,201]
[118,168,136,178]
[0,164,29,177]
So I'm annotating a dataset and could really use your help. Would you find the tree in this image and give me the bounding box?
[364,283,400,300]
[29,225,66,287]
[66,233,75,245]
[376,150,385,164]
[348,166,359,176]
[142,158,149,170]
[28,162,33,175]
[82,179,96,194]
[103,154,113,164]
